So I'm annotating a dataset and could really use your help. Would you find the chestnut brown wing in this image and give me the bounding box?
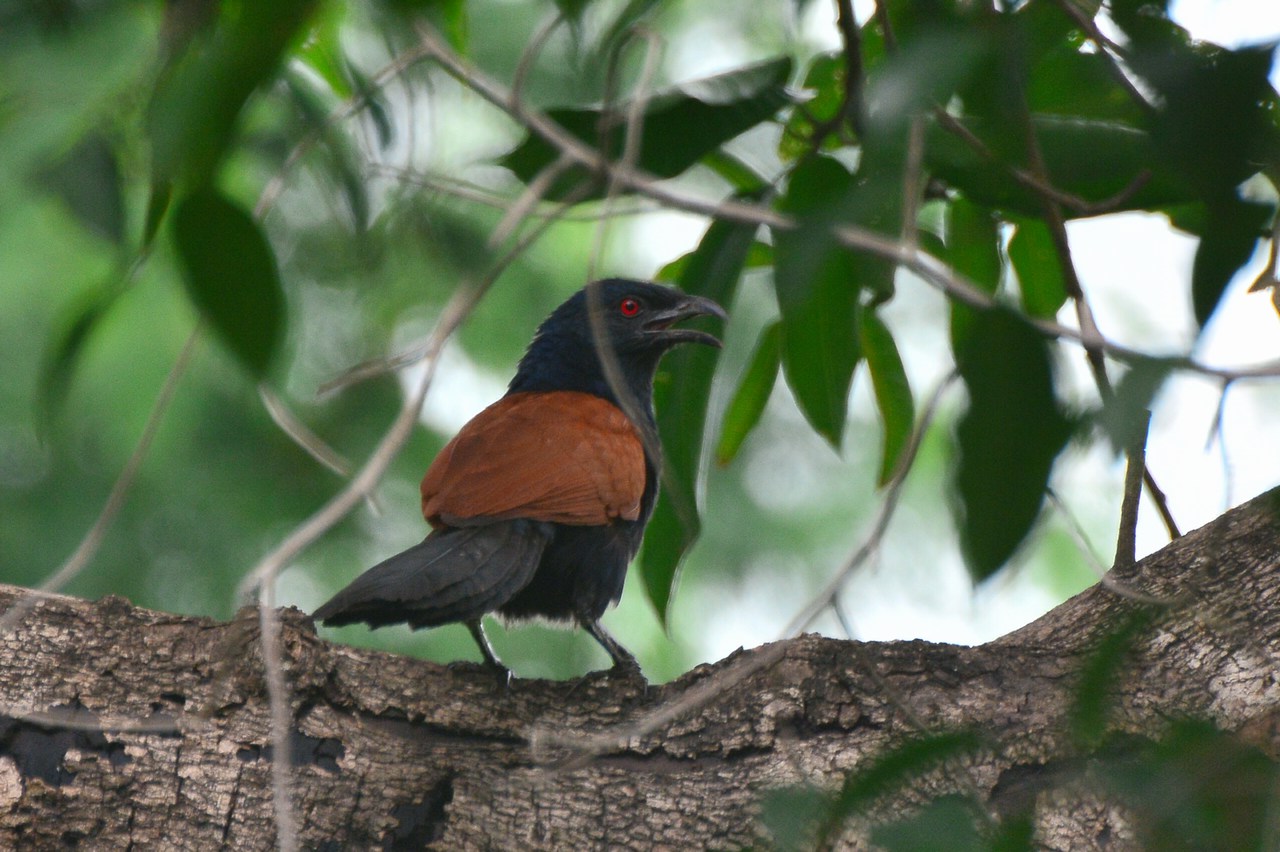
[420,391,646,528]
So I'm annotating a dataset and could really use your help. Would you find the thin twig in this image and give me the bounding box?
[0,701,189,735]
[530,641,789,769]
[873,0,896,53]
[785,371,959,637]
[490,153,577,248]
[259,585,298,852]
[1047,490,1177,606]
[1113,409,1150,569]
[0,328,201,637]
[512,11,567,106]
[259,386,352,478]
[806,0,866,149]
[899,114,926,252]
[1050,0,1157,113]
[933,108,1153,218]
[1142,467,1181,539]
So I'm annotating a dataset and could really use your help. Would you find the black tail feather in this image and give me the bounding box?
[313,520,551,630]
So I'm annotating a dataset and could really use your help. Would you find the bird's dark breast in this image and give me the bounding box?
[499,452,657,624]
[497,518,645,622]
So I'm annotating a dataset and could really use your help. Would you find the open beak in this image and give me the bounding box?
[643,294,729,349]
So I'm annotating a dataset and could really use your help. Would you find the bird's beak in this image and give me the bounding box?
[643,294,729,349]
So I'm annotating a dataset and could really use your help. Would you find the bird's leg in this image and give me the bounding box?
[582,619,644,680]
[466,619,513,686]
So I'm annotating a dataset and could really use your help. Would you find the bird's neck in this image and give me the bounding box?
[507,346,660,428]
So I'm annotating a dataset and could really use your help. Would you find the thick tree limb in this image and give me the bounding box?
[2,488,1278,849]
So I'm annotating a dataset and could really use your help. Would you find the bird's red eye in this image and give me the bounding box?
[619,297,641,317]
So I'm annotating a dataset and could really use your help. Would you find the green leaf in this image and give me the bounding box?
[715,320,781,466]
[172,188,286,377]
[702,149,772,194]
[871,796,986,852]
[35,133,125,246]
[284,71,372,233]
[759,785,832,852]
[926,115,1192,218]
[1100,721,1280,852]
[296,1,354,100]
[773,156,872,447]
[863,27,990,137]
[642,209,755,624]
[1007,218,1068,319]
[149,0,320,190]
[1026,44,1146,125]
[817,731,984,847]
[1191,196,1270,328]
[860,312,914,485]
[779,53,847,161]
[38,281,126,432]
[1071,608,1156,748]
[1127,34,1279,199]
[953,308,1073,580]
[946,198,1002,350]
[501,57,792,200]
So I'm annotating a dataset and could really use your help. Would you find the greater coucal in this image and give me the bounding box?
[313,279,726,676]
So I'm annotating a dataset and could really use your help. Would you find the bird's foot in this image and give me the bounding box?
[609,655,645,683]
[446,658,515,689]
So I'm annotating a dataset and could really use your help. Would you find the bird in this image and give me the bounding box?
[313,279,727,677]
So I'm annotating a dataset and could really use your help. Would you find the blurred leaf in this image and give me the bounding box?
[870,796,986,852]
[149,0,320,190]
[501,57,792,199]
[345,60,395,150]
[284,71,371,232]
[588,0,666,76]
[1007,218,1068,319]
[715,320,781,466]
[34,133,125,245]
[760,784,832,852]
[946,198,1003,349]
[774,156,864,447]
[1123,27,1279,199]
[1101,721,1280,852]
[171,188,285,377]
[927,115,1190,218]
[864,28,990,137]
[38,281,126,431]
[296,1,353,100]
[1098,357,1177,454]
[702,149,772,194]
[1191,196,1271,328]
[643,209,755,624]
[816,731,983,846]
[143,183,172,251]
[780,53,847,161]
[552,0,594,21]
[860,311,914,486]
[1071,607,1156,748]
[953,308,1073,580]
[1026,45,1146,125]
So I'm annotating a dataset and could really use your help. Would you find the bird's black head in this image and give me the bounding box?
[509,279,728,408]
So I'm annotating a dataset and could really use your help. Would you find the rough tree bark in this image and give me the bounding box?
[2,487,1278,849]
